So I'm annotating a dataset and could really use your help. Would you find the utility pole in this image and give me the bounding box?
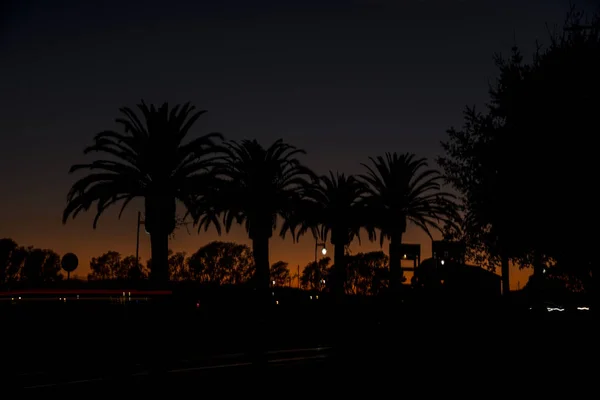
[136,211,146,271]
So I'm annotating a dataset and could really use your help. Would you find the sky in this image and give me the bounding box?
[1,0,597,289]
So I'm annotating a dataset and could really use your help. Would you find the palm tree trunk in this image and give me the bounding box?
[252,236,270,290]
[149,231,169,287]
[333,242,346,300]
[251,235,270,367]
[145,196,175,288]
[389,234,403,294]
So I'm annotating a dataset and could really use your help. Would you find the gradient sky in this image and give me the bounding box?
[1,0,596,288]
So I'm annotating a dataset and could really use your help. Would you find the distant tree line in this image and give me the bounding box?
[84,243,394,295]
[87,246,394,295]
[300,251,390,295]
[0,238,63,285]
[0,238,395,295]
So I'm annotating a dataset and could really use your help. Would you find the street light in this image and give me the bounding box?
[315,239,327,291]
[315,241,327,264]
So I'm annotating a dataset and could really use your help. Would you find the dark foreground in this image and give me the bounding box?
[10,319,594,395]
[3,295,593,395]
[14,337,594,396]
[16,347,329,393]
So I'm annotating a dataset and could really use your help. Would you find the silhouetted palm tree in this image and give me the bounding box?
[359,153,456,293]
[192,139,315,291]
[299,172,372,298]
[62,101,222,286]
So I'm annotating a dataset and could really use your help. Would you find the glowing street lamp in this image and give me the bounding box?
[314,239,327,291]
[315,241,327,264]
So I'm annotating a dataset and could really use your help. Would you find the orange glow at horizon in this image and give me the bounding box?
[0,198,532,290]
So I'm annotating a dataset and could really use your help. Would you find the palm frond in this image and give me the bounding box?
[63,100,221,232]
[359,152,458,242]
[190,138,314,241]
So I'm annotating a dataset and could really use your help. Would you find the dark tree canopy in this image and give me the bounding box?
[358,152,457,292]
[360,152,457,245]
[62,101,223,285]
[194,138,316,240]
[191,138,316,290]
[187,241,253,285]
[63,101,222,230]
[300,172,371,245]
[439,8,598,292]
[288,171,373,297]
[270,260,290,286]
[0,238,64,286]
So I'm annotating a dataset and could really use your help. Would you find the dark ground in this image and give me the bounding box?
[2,294,593,395]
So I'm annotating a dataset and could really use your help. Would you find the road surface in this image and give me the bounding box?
[14,346,332,392]
[6,306,593,395]
[12,339,593,396]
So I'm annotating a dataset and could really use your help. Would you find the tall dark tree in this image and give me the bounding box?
[300,257,331,291]
[168,251,188,281]
[122,255,146,281]
[298,172,371,299]
[62,101,223,287]
[0,238,18,286]
[89,250,125,280]
[345,251,389,296]
[187,241,253,284]
[270,260,290,287]
[438,108,514,294]
[21,248,63,284]
[359,153,456,294]
[21,248,47,283]
[192,139,315,292]
[439,8,599,294]
[1,243,28,285]
[41,250,63,282]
